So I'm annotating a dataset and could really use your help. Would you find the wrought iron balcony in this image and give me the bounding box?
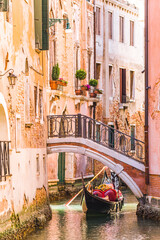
[0,141,10,181]
[47,114,145,162]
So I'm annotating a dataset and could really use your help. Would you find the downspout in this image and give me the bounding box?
[145,0,149,185]
[93,0,96,120]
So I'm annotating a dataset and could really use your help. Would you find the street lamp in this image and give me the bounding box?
[0,69,17,88]
[7,72,17,88]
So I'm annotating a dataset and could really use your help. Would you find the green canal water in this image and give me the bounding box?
[27,191,160,240]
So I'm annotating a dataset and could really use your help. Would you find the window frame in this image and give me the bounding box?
[119,16,124,43]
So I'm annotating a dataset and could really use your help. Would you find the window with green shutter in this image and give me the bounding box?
[34,0,49,51]
[0,0,9,12]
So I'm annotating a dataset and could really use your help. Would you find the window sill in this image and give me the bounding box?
[119,103,128,110]
[129,99,135,103]
[25,123,33,128]
[16,149,21,153]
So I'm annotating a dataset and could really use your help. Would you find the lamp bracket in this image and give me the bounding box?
[0,69,14,77]
[49,18,70,29]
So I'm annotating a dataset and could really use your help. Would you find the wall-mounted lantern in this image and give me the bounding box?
[7,72,17,88]
[0,69,17,88]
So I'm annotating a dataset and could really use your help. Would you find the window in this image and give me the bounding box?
[6,0,12,23]
[34,86,38,117]
[39,89,43,121]
[25,78,30,122]
[130,71,135,100]
[16,114,21,151]
[88,52,91,81]
[25,58,29,76]
[96,7,101,35]
[75,47,79,89]
[96,63,101,80]
[120,68,126,103]
[108,12,112,39]
[43,154,46,174]
[36,154,40,174]
[109,65,113,99]
[108,124,114,148]
[119,16,124,43]
[130,21,134,46]
[0,0,8,12]
[131,125,135,151]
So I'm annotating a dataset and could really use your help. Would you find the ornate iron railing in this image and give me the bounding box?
[0,141,10,181]
[47,114,145,162]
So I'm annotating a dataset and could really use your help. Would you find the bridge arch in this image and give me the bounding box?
[0,92,10,141]
[47,139,144,199]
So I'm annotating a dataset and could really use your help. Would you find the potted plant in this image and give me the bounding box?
[89,79,98,97]
[75,69,86,95]
[81,85,87,91]
[50,63,60,90]
[94,89,103,94]
[89,79,98,87]
[75,69,86,81]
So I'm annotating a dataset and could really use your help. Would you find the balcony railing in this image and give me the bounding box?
[47,114,145,162]
[0,141,10,181]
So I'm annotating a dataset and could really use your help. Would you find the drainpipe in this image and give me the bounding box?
[93,0,96,120]
[145,0,149,185]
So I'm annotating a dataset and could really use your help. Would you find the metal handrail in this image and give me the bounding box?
[0,141,10,181]
[47,114,145,162]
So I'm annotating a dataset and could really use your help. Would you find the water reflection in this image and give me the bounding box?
[27,197,160,240]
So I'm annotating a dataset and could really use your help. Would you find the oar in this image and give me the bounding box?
[65,166,107,207]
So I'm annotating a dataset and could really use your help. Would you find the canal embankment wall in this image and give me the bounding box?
[0,186,52,240]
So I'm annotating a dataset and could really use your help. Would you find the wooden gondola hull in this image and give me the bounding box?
[82,186,116,214]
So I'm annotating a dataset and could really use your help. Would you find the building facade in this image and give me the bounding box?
[47,0,101,186]
[0,0,50,231]
[147,0,160,197]
[94,0,145,172]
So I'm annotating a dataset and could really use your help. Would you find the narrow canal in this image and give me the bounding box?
[27,190,160,240]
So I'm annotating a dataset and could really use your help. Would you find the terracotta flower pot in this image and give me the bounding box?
[75,89,82,95]
[90,92,97,98]
[81,86,87,91]
[50,81,58,90]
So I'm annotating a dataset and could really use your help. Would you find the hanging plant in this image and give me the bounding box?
[89,79,98,87]
[52,63,60,80]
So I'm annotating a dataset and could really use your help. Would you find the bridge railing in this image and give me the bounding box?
[0,141,10,181]
[47,114,145,162]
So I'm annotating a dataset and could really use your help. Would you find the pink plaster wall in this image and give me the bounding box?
[148,0,160,174]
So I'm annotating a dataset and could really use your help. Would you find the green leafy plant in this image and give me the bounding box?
[75,69,86,80]
[89,79,98,87]
[52,63,60,80]
[94,89,103,94]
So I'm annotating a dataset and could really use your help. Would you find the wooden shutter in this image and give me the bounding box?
[42,0,49,50]
[119,16,124,42]
[122,69,126,103]
[108,12,112,39]
[130,21,134,46]
[0,0,8,12]
[96,7,100,35]
[34,0,49,50]
[120,69,126,103]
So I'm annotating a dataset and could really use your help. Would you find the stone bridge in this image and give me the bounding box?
[47,114,146,200]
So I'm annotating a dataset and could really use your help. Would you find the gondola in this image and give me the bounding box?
[81,173,124,215]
